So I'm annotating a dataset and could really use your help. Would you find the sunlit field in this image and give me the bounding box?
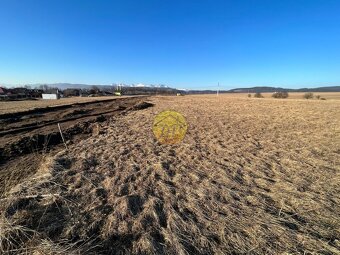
[1,94,339,254]
[1,92,339,115]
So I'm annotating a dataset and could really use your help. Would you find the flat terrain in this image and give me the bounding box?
[265,91,340,99]
[222,92,340,100]
[1,92,339,115]
[0,95,339,254]
[0,96,136,114]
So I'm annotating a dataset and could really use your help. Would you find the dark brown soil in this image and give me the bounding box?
[0,97,153,196]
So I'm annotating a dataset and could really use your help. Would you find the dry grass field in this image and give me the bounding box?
[266,92,340,99]
[223,92,340,100]
[1,94,339,254]
[0,92,339,115]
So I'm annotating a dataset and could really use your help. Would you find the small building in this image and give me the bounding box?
[42,89,61,100]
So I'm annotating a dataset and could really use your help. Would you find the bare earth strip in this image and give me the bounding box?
[0,96,135,114]
[1,95,339,254]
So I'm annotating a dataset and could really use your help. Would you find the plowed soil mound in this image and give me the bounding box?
[0,97,150,196]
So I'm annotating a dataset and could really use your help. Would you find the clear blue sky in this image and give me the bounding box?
[1,0,340,89]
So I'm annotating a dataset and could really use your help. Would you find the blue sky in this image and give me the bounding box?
[0,0,340,89]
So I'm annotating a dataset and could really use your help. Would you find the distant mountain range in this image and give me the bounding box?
[1,83,340,94]
[50,84,340,93]
[29,83,170,90]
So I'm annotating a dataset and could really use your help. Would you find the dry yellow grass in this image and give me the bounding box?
[275,91,340,99]
[1,92,339,115]
[1,94,339,254]
[222,92,340,100]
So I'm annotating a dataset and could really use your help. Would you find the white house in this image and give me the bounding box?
[42,89,60,99]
